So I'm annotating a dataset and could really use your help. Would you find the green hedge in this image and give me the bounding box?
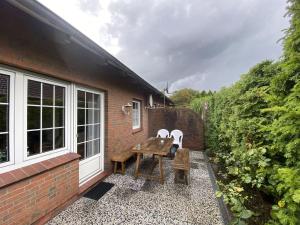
[191,1,300,224]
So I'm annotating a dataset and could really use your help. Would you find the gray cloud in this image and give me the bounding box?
[103,0,288,91]
[78,0,101,16]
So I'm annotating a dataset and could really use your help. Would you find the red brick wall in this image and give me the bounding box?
[148,108,204,150]
[0,156,79,225]
[0,2,155,173]
[105,88,149,171]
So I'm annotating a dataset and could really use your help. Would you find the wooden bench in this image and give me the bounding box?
[111,149,135,175]
[172,148,190,185]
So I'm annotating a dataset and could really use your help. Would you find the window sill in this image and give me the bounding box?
[0,153,80,189]
[132,127,143,134]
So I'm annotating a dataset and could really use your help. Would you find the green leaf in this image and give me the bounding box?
[215,191,223,198]
[292,189,300,203]
[244,176,252,184]
[278,200,285,208]
[240,210,253,219]
[237,220,247,225]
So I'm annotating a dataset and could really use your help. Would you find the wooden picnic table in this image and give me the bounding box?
[131,137,173,184]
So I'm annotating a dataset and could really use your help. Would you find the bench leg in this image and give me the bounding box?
[184,170,188,185]
[174,169,178,183]
[114,161,117,174]
[121,162,125,175]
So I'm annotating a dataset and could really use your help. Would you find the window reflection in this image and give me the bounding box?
[77,90,101,160]
[27,80,65,156]
[0,74,9,164]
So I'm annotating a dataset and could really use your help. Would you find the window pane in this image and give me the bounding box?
[94,94,100,109]
[86,109,93,124]
[0,134,8,163]
[132,101,140,128]
[27,131,40,156]
[55,86,64,106]
[77,126,85,143]
[76,90,102,159]
[27,81,66,156]
[0,74,9,103]
[94,110,100,123]
[93,139,100,155]
[77,143,85,160]
[137,110,140,121]
[133,118,137,127]
[28,80,41,105]
[42,130,53,152]
[0,75,9,160]
[86,125,93,141]
[55,108,64,127]
[27,106,40,130]
[86,141,93,158]
[42,107,53,128]
[42,83,53,106]
[77,91,85,108]
[55,128,64,149]
[132,109,137,126]
[0,105,8,132]
[94,124,100,139]
[86,92,93,108]
[132,102,137,109]
[77,109,85,125]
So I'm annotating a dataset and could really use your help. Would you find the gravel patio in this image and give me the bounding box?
[47,151,224,225]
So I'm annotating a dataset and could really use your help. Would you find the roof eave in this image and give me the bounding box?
[6,0,173,105]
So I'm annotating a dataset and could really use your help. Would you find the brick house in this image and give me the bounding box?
[0,1,173,224]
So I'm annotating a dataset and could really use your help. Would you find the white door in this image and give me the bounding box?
[74,87,104,185]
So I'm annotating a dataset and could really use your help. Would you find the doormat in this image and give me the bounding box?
[84,182,114,201]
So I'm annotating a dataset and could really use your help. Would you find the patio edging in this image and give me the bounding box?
[203,150,232,225]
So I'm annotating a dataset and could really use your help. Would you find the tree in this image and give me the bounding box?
[170,88,213,107]
[170,88,199,107]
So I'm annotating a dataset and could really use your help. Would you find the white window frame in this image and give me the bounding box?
[0,69,15,168]
[23,75,71,161]
[73,85,105,184]
[0,65,105,176]
[132,100,141,129]
[0,65,72,173]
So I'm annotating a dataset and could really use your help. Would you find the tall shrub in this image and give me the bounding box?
[194,1,300,224]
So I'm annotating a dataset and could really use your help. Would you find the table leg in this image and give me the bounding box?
[135,153,141,178]
[114,161,117,174]
[158,156,164,184]
[150,155,158,175]
[121,162,125,175]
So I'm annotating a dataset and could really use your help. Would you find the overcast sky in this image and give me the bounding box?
[38,0,288,92]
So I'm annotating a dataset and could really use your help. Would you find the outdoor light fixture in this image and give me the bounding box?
[122,103,132,115]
